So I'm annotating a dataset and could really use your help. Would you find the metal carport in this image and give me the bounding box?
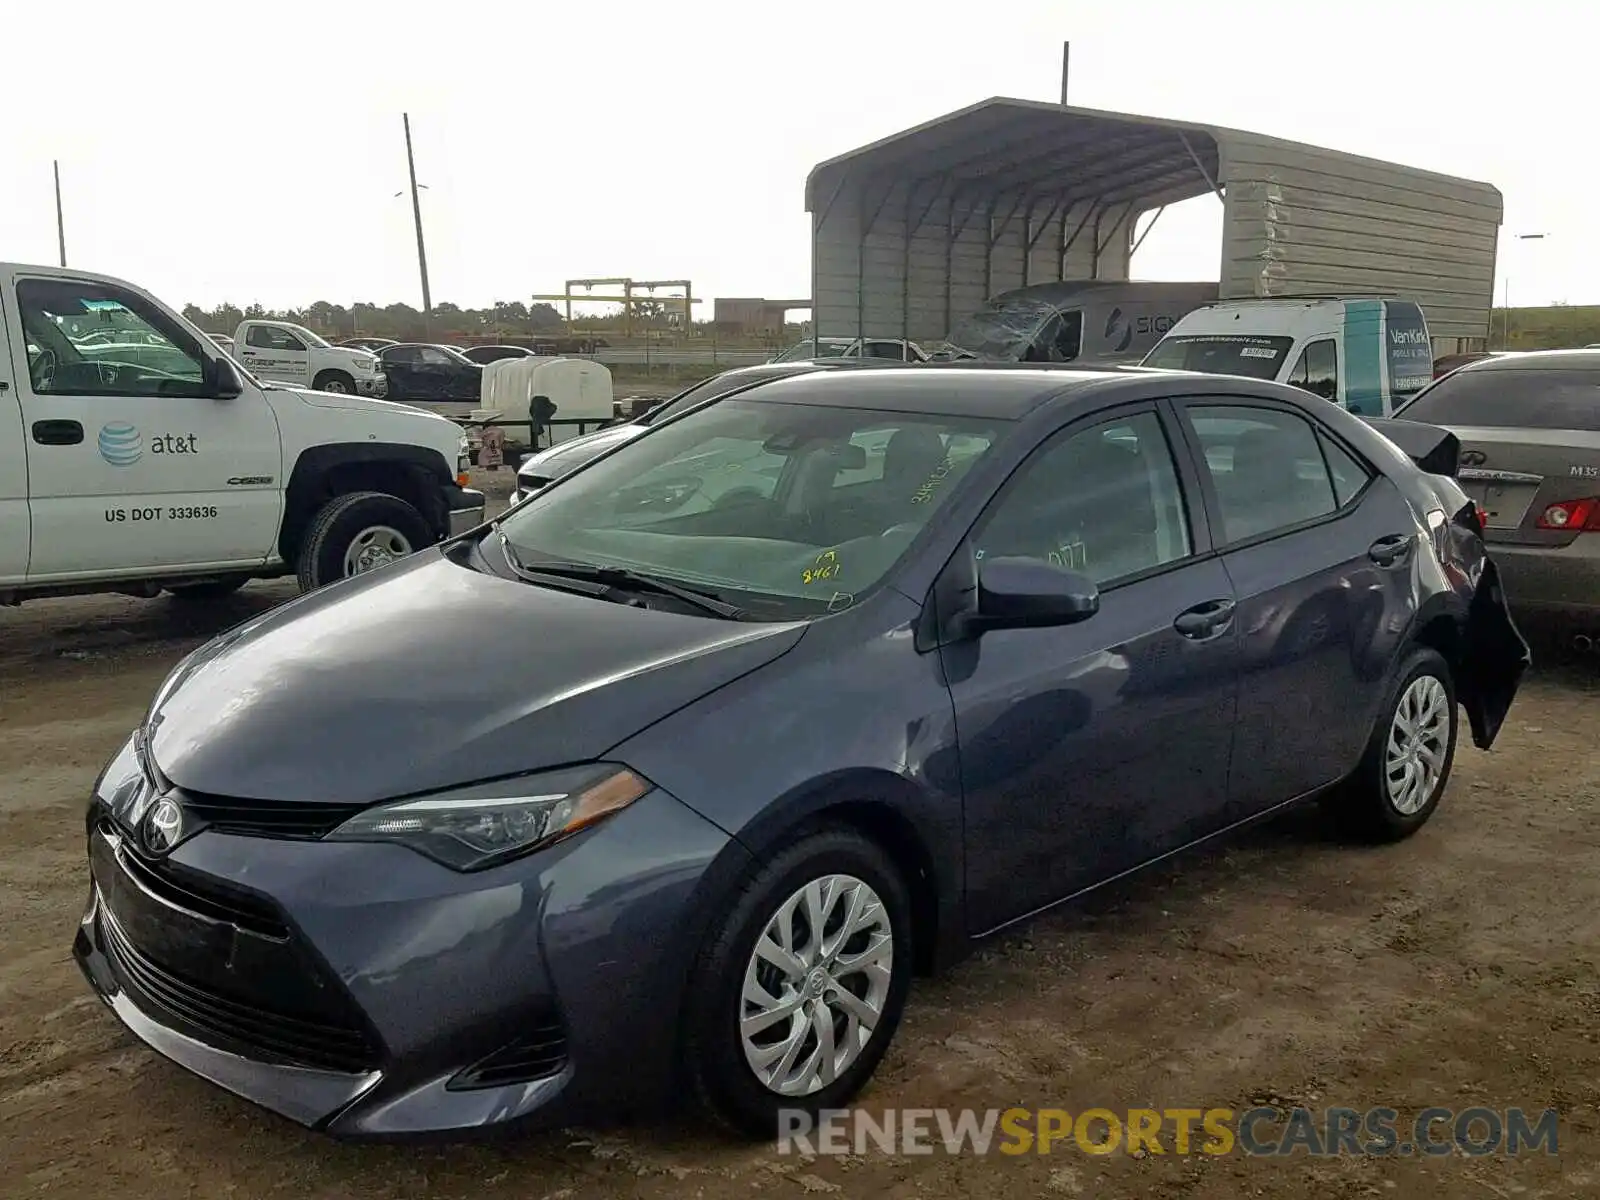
[805,98,1503,352]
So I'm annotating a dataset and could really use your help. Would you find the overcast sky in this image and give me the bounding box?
[0,0,1584,316]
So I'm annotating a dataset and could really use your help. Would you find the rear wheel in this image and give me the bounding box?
[684,827,913,1137]
[1331,647,1458,841]
[295,491,432,592]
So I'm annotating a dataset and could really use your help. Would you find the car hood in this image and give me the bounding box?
[146,549,805,804]
[519,423,645,480]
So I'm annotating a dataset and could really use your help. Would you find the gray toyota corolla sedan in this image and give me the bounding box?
[75,366,1528,1140]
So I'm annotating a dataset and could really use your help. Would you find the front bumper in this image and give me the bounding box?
[1484,533,1600,619]
[74,787,742,1139]
[357,374,388,398]
[445,485,487,536]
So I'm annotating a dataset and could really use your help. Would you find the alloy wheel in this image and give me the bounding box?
[1385,674,1449,815]
[739,874,894,1096]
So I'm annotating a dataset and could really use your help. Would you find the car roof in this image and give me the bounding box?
[1459,349,1600,372]
[729,365,1140,420]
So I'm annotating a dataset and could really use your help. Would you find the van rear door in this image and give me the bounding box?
[1383,300,1433,410]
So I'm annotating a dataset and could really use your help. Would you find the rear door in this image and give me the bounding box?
[1176,398,1418,810]
[0,284,27,583]
[1396,364,1600,574]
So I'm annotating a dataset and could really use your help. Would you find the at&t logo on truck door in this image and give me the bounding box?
[95,423,199,467]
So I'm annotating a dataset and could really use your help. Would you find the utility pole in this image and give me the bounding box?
[53,160,66,267]
[402,113,433,335]
[1060,41,1070,105]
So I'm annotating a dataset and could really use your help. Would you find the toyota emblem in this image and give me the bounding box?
[142,797,183,855]
[1460,449,1487,467]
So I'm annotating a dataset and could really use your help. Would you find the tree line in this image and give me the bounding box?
[179,299,570,343]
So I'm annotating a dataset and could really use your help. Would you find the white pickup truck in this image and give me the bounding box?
[0,263,483,605]
[233,319,386,397]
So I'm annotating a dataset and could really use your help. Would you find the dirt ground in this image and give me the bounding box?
[3,482,1597,1197]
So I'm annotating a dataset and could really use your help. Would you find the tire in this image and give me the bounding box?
[313,370,356,395]
[1331,647,1458,842]
[684,826,913,1138]
[295,491,432,592]
[164,578,248,601]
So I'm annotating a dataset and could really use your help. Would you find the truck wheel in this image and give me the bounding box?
[165,578,249,601]
[296,491,432,592]
[313,370,356,395]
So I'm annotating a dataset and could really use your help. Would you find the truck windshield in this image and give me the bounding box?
[1142,334,1294,379]
[282,324,330,349]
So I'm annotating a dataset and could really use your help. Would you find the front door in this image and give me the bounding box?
[944,406,1241,934]
[6,274,283,580]
[1178,400,1416,809]
[238,324,310,387]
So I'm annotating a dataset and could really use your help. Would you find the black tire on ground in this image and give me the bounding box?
[295,490,432,593]
[312,370,356,394]
[1328,646,1458,843]
[164,578,248,601]
[683,826,914,1138]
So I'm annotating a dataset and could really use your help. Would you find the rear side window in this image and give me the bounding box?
[1187,406,1344,544]
[1399,369,1600,430]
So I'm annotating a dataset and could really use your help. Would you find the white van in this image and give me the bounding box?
[1140,297,1434,417]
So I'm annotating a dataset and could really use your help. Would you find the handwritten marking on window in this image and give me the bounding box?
[803,549,842,586]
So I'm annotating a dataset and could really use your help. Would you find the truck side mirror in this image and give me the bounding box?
[209,355,244,400]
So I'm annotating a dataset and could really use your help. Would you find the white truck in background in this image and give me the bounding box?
[233,319,387,397]
[0,263,482,606]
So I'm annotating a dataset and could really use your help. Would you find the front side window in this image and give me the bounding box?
[1142,334,1294,380]
[16,279,206,397]
[1187,406,1347,544]
[498,398,1002,618]
[1286,339,1339,401]
[973,412,1192,585]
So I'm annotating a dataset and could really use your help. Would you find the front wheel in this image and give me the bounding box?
[313,370,356,395]
[1331,646,1458,842]
[295,491,432,592]
[684,827,913,1137]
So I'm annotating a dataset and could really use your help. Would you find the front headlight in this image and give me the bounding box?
[324,764,649,871]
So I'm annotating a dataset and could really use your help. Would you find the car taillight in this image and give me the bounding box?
[1534,497,1600,532]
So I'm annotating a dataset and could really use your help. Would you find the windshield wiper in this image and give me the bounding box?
[494,531,746,619]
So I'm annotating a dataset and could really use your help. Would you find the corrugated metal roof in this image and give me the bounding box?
[806,97,1504,345]
[805,97,1500,212]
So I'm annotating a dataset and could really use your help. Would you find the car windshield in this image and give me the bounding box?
[1141,334,1293,379]
[1397,368,1600,431]
[497,397,1002,620]
[943,299,1058,359]
[647,371,800,423]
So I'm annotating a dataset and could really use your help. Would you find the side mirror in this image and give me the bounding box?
[959,556,1099,636]
[209,355,244,400]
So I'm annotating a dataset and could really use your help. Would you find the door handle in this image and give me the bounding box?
[1174,598,1237,640]
[31,419,84,446]
[1368,533,1412,567]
